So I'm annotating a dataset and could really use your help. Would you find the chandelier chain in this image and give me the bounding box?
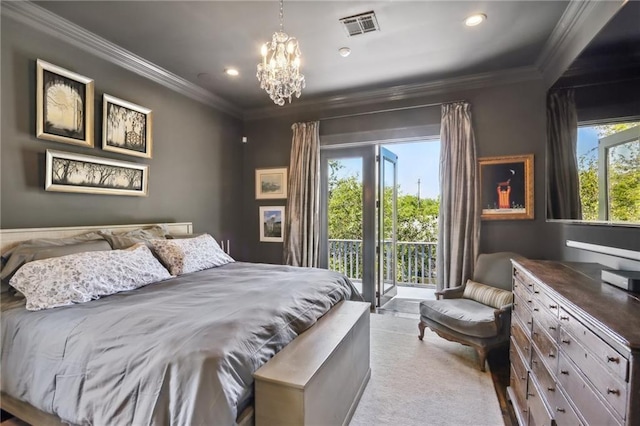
[279,0,284,32]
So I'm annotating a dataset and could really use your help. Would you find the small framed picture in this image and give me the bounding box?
[255,167,287,199]
[259,206,285,242]
[103,94,153,158]
[479,154,534,220]
[45,149,149,197]
[36,59,94,147]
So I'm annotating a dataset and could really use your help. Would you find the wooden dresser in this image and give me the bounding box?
[508,259,640,426]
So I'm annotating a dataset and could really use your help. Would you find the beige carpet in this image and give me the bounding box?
[350,314,504,426]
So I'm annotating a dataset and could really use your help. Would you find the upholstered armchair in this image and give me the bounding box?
[418,252,521,371]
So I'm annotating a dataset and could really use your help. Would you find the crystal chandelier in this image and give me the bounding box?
[256,0,305,106]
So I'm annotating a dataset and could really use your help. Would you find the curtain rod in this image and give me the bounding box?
[320,99,466,121]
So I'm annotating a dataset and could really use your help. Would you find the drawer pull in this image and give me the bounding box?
[549,326,556,331]
[547,387,555,392]
[556,408,566,413]
[560,370,569,375]
[533,308,539,312]
[607,388,620,395]
[560,316,569,321]
[561,339,570,344]
[549,304,558,309]
[534,290,540,294]
[514,302,518,306]
[607,356,620,363]
[527,299,533,304]
[527,321,532,325]
[548,353,556,359]
[521,376,526,380]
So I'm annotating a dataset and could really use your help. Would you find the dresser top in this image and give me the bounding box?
[513,259,640,351]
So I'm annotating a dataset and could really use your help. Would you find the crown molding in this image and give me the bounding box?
[1,1,243,118]
[535,1,593,74]
[244,66,542,120]
[535,0,626,88]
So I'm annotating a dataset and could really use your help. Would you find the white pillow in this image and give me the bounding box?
[10,244,172,311]
[150,234,234,275]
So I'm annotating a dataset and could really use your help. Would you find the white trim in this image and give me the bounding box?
[566,240,640,261]
[244,66,541,120]
[1,1,242,118]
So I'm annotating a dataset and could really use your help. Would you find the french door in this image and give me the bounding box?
[377,147,398,306]
[320,145,398,307]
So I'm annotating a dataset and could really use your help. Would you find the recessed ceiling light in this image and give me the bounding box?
[339,47,351,57]
[465,13,487,27]
[224,68,239,76]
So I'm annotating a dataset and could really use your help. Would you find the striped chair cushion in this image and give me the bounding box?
[462,279,513,309]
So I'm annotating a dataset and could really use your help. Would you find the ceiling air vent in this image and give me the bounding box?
[339,11,380,37]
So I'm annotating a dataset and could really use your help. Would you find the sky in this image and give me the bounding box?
[334,140,441,199]
[577,126,599,162]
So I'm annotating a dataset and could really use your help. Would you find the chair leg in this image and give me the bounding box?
[476,348,488,372]
[418,321,426,341]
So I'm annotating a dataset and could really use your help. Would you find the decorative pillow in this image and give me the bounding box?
[99,225,168,249]
[150,234,234,275]
[9,244,173,311]
[462,279,513,309]
[1,233,110,292]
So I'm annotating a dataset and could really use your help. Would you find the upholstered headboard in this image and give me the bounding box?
[0,222,193,253]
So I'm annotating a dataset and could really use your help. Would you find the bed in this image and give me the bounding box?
[0,223,365,425]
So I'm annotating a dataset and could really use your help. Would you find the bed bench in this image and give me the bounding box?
[253,300,371,426]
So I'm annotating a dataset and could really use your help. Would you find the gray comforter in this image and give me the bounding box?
[1,262,360,425]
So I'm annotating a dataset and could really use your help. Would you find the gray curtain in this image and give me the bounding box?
[436,102,480,291]
[283,121,321,267]
[547,90,582,219]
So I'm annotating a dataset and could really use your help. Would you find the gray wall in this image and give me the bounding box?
[1,16,243,244]
[242,79,569,264]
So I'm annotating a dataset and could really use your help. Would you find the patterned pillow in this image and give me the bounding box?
[10,244,173,311]
[462,279,513,309]
[150,234,234,275]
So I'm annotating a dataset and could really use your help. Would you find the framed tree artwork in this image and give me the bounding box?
[103,94,153,158]
[255,168,288,199]
[259,206,285,242]
[478,154,534,220]
[45,150,149,197]
[36,59,94,147]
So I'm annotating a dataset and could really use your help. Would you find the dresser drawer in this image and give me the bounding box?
[514,273,533,301]
[514,267,536,293]
[559,328,627,419]
[532,299,559,343]
[512,317,532,365]
[558,353,622,426]
[532,320,558,371]
[511,337,530,390]
[531,346,558,410]
[559,308,628,382]
[554,387,583,426]
[528,375,554,426]
[532,284,560,319]
[514,293,533,334]
[510,365,530,425]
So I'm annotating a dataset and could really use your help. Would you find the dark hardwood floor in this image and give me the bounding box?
[488,345,518,426]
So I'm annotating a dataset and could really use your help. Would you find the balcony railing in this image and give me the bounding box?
[328,239,437,286]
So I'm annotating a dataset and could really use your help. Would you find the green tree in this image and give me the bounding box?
[578,122,639,221]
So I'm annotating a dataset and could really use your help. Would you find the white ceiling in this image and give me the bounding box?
[34,1,570,109]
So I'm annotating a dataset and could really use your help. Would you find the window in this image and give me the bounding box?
[577,121,640,221]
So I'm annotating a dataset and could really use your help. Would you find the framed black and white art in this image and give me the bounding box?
[45,150,149,197]
[36,59,94,147]
[103,94,153,158]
